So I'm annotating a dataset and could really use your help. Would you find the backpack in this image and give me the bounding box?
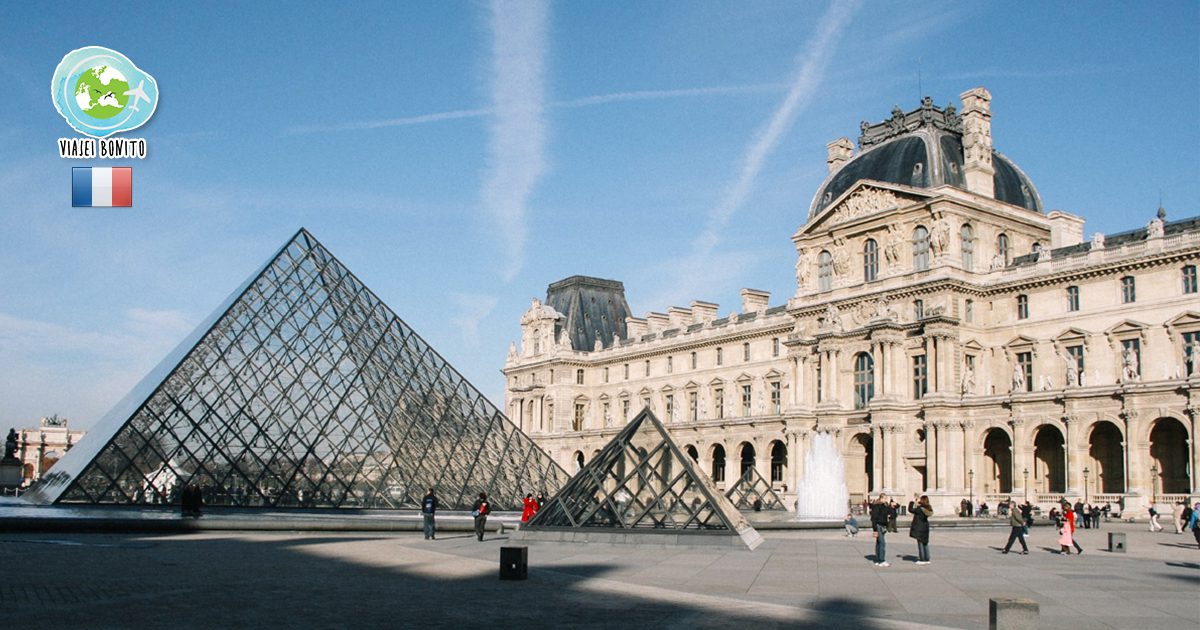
[422,497,435,514]
[1182,506,1193,522]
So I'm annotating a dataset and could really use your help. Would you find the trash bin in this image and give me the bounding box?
[1107,532,1126,553]
[500,546,528,580]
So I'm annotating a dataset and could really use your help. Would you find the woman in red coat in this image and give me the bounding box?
[521,493,538,523]
[1059,501,1084,554]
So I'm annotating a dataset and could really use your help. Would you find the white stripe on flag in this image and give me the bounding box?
[93,167,113,207]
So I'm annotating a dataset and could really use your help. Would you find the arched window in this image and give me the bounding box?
[997,233,1010,264]
[960,224,974,270]
[863,238,878,282]
[740,443,756,478]
[711,445,726,482]
[912,226,930,271]
[853,352,874,409]
[770,441,787,483]
[818,251,833,291]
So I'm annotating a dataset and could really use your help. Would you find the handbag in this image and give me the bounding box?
[472,509,480,517]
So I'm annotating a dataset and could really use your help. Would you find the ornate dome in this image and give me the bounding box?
[808,96,1042,220]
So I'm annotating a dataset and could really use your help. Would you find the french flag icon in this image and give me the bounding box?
[72,167,132,207]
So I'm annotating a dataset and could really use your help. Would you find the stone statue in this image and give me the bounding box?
[884,224,902,269]
[1147,217,1164,239]
[1011,362,1025,393]
[1122,347,1140,382]
[795,249,811,287]
[4,428,17,461]
[831,238,850,276]
[507,341,518,361]
[594,339,603,352]
[931,219,951,256]
[1065,357,1079,387]
[821,303,843,332]
[989,252,1005,270]
[1091,232,1105,250]
[960,363,976,396]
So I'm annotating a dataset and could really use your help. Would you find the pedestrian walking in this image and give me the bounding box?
[1059,501,1083,554]
[1002,500,1029,554]
[472,492,491,541]
[870,494,891,566]
[1189,503,1200,550]
[1074,500,1086,529]
[1020,500,1034,535]
[421,488,438,540]
[535,492,546,509]
[887,500,899,533]
[843,513,859,537]
[908,495,933,564]
[1090,505,1102,530]
[520,492,538,523]
[1149,504,1163,532]
[1172,501,1185,534]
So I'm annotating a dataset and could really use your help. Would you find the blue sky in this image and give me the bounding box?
[1,1,1197,430]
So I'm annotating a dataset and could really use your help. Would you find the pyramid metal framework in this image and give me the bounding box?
[26,229,568,510]
[524,408,761,548]
[724,466,787,511]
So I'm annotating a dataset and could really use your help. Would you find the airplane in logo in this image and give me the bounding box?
[124,80,151,112]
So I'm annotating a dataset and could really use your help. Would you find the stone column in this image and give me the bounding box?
[1189,403,1200,494]
[927,338,938,394]
[936,421,949,491]
[873,425,886,493]
[1063,415,1075,495]
[925,421,937,491]
[962,421,975,494]
[1010,418,1029,499]
[889,425,902,494]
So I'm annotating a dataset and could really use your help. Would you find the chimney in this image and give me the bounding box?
[1047,210,1085,248]
[959,87,995,198]
[625,316,648,340]
[690,300,719,324]
[826,137,854,173]
[740,288,770,313]
[645,312,670,333]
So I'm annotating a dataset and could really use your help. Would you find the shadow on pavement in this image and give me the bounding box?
[2,532,911,629]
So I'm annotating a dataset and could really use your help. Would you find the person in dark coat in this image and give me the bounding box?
[869,494,891,566]
[181,482,203,518]
[472,492,491,541]
[908,495,933,564]
[887,500,899,533]
[421,488,438,540]
[1002,499,1029,554]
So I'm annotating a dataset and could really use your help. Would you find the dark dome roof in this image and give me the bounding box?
[808,99,1042,220]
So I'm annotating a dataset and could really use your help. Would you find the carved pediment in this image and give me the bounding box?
[801,181,930,234]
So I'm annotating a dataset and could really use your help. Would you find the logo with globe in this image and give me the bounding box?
[52,46,158,138]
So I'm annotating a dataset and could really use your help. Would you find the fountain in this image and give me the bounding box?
[796,432,849,520]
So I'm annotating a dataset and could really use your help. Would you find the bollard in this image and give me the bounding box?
[500,546,528,580]
[989,598,1038,630]
[1108,532,1126,553]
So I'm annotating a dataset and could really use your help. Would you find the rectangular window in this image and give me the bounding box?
[1017,294,1029,320]
[816,363,823,403]
[576,369,585,385]
[665,394,674,420]
[772,338,780,357]
[743,342,751,362]
[741,384,752,417]
[690,351,697,369]
[621,400,630,421]
[1121,339,1141,377]
[1066,286,1080,312]
[644,360,650,377]
[1017,351,1033,392]
[667,356,673,374]
[623,364,629,380]
[602,402,610,425]
[604,367,609,383]
[715,387,724,418]
[688,391,698,421]
[1121,276,1136,303]
[573,404,585,431]
[965,299,974,323]
[913,354,928,399]
[1184,265,1198,294]
[770,381,781,414]
[642,396,651,412]
[1067,345,1084,381]
[716,347,723,366]
[914,299,924,320]
[1183,331,1200,376]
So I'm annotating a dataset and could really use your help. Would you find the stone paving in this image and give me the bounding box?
[2,521,1197,629]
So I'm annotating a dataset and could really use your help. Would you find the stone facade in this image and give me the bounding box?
[504,88,1200,515]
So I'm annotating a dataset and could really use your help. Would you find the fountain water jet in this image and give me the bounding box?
[796,432,849,520]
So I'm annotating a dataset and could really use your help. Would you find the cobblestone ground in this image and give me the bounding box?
[2,521,1197,629]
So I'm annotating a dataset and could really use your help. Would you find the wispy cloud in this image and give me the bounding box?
[652,0,860,307]
[937,65,1115,81]
[482,0,550,282]
[449,292,499,345]
[281,84,786,136]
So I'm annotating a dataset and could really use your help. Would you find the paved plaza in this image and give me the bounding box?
[2,520,1197,629]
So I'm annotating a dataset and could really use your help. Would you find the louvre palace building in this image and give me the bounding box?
[504,88,1199,515]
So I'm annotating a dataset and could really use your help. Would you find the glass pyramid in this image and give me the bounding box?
[26,229,567,510]
[724,466,787,511]
[525,408,762,549]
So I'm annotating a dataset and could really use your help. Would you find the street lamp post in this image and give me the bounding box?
[968,469,975,510]
[1083,467,1090,503]
[1023,467,1029,501]
[1149,464,1158,504]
